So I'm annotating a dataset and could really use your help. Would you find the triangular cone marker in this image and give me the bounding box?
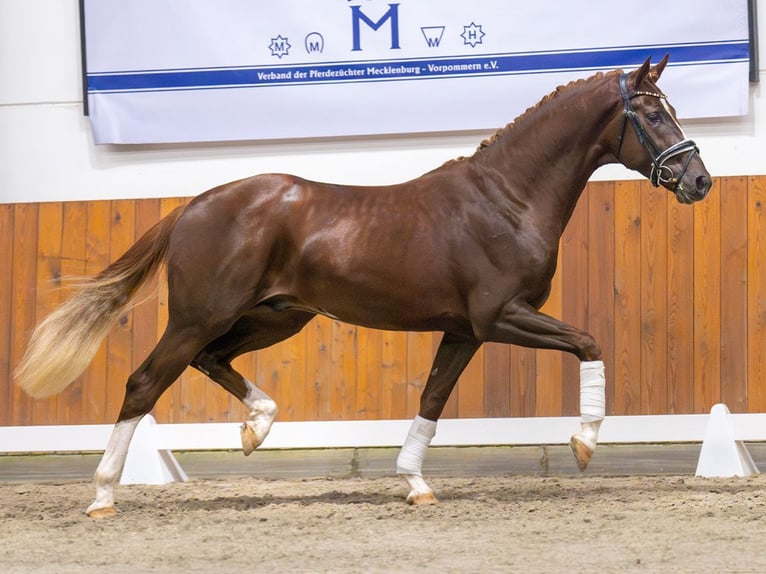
[120,414,188,485]
[695,403,759,478]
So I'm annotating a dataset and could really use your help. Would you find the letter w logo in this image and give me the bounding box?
[421,26,445,48]
[350,3,400,51]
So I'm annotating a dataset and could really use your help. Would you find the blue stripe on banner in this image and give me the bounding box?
[88,41,749,93]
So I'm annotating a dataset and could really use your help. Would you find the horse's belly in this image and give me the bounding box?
[296,279,468,333]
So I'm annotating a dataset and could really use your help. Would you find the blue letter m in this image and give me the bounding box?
[351,3,400,51]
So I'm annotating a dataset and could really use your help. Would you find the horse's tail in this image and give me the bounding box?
[15,205,187,399]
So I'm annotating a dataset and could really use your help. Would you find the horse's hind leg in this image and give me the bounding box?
[191,308,315,455]
[397,332,481,505]
[86,323,215,518]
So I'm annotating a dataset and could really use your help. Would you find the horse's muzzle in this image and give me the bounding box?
[674,173,712,204]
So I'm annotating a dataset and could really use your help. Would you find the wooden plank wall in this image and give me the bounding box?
[1,175,765,426]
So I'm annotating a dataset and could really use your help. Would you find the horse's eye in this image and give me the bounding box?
[646,111,662,125]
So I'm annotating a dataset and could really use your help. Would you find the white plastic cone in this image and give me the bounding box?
[120,414,188,485]
[695,403,759,478]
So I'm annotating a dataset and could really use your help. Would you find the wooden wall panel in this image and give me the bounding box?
[747,176,766,412]
[456,346,485,418]
[332,320,358,420]
[381,331,407,419]
[304,318,332,419]
[0,205,13,426]
[10,204,38,426]
[720,177,749,411]
[356,327,383,420]
[509,345,535,417]
[484,343,511,418]
[3,175,766,427]
[693,181,722,411]
[613,181,642,415]
[666,195,695,413]
[640,186,668,414]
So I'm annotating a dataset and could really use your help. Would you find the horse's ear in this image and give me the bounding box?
[650,54,670,81]
[632,56,652,87]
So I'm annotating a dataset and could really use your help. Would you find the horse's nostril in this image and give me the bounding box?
[696,175,711,195]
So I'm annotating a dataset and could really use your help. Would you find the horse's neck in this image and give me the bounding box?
[472,79,617,226]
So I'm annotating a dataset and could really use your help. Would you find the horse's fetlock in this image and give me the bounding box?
[250,398,278,420]
[578,338,602,362]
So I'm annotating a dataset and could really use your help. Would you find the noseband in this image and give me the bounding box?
[616,74,699,191]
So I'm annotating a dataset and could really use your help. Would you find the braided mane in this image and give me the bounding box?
[442,69,621,167]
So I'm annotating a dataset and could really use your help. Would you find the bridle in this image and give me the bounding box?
[616,73,699,192]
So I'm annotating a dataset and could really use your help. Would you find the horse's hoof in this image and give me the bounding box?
[240,423,257,456]
[87,506,117,519]
[569,435,593,472]
[407,492,438,506]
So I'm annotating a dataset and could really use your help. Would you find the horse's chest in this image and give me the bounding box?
[485,223,558,277]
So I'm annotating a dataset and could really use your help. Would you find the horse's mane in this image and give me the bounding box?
[442,69,622,167]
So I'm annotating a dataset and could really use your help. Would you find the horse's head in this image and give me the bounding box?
[613,55,712,204]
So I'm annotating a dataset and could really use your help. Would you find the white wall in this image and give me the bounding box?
[1,0,765,205]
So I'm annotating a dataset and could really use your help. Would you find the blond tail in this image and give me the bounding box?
[14,205,186,399]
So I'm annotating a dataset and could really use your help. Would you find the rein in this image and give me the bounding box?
[615,74,699,191]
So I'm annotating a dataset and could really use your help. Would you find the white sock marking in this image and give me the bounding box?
[87,415,142,515]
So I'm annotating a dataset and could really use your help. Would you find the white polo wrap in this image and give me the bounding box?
[396,415,437,476]
[580,360,605,422]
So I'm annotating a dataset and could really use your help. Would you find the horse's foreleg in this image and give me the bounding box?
[487,300,605,471]
[397,333,480,505]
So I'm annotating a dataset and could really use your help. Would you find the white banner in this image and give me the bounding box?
[83,0,750,144]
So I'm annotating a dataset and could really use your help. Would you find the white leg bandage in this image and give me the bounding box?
[576,360,605,452]
[580,360,605,422]
[396,415,437,476]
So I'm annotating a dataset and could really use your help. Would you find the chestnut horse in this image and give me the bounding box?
[16,56,711,517]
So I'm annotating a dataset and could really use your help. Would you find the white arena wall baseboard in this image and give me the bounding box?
[2,412,765,455]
